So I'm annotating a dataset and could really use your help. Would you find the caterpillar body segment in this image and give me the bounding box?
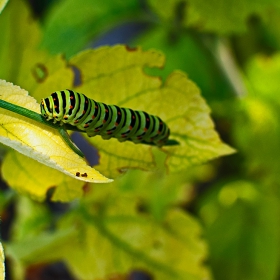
[40,90,170,147]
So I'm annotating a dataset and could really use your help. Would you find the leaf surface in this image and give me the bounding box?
[69,46,234,177]
[3,160,213,279]
[198,180,280,280]
[41,0,141,57]
[2,151,86,201]
[134,27,232,102]
[0,0,234,181]
[0,0,8,14]
[0,80,111,187]
[0,0,74,95]
[0,242,4,280]
[67,208,210,279]
[6,198,211,280]
[148,0,280,34]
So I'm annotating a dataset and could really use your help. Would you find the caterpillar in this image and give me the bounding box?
[40,90,171,147]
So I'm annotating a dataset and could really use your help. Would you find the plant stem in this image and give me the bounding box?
[0,99,84,157]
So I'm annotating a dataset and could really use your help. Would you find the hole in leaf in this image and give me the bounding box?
[71,65,82,87]
[32,63,48,83]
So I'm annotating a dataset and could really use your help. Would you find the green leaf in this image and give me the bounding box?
[0,242,4,280]
[5,229,75,273]
[233,53,280,180]
[198,180,280,280]
[134,27,233,102]
[0,0,8,14]
[4,196,75,278]
[0,0,43,86]
[10,196,51,241]
[0,187,13,212]
[68,45,234,177]
[0,0,74,94]
[41,0,141,57]
[107,169,193,221]
[148,0,280,34]
[0,81,111,190]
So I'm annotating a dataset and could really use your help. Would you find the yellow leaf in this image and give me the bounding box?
[0,242,4,280]
[0,0,8,14]
[68,45,234,177]
[0,80,111,185]
[69,46,165,177]
[2,151,86,201]
[160,71,235,171]
[60,201,211,280]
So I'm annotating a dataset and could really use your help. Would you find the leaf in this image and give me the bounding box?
[148,0,280,34]
[0,0,234,179]
[134,27,232,102]
[4,197,75,279]
[68,45,234,177]
[3,163,213,279]
[8,198,211,279]
[0,0,74,94]
[98,167,202,222]
[198,180,280,280]
[0,0,8,14]
[159,72,235,171]
[0,242,4,280]
[41,0,141,57]
[63,202,211,280]
[233,54,280,179]
[2,151,86,201]
[10,196,51,241]
[0,0,111,201]
[5,229,75,269]
[0,0,43,85]
[0,80,111,186]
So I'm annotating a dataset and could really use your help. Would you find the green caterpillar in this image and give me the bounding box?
[40,90,172,147]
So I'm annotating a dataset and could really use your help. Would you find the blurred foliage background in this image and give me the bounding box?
[1,0,280,279]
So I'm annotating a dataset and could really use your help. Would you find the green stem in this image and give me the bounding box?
[0,99,178,155]
[58,127,84,157]
[0,99,84,157]
[0,99,58,129]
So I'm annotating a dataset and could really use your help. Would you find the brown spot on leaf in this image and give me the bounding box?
[125,45,137,52]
